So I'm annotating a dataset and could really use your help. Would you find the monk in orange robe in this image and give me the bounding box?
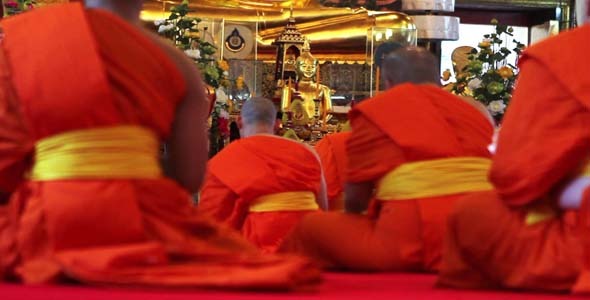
[0,1,319,289]
[199,97,327,253]
[314,131,351,211]
[437,23,590,294]
[281,47,494,272]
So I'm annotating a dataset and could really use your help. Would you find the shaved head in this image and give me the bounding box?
[241,97,277,127]
[375,42,404,69]
[381,47,440,89]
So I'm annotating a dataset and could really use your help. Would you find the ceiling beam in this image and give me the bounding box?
[456,0,572,10]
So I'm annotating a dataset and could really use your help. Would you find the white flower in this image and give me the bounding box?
[184,49,201,59]
[219,109,230,119]
[154,19,166,26]
[487,100,506,115]
[223,71,229,77]
[215,88,229,103]
[467,78,482,90]
[158,23,174,33]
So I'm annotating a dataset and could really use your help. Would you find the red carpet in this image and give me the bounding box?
[1,273,584,299]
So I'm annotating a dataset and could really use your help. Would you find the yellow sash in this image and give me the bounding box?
[31,126,162,181]
[249,191,319,213]
[525,163,590,225]
[375,157,493,200]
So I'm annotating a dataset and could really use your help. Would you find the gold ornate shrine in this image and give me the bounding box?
[272,10,307,83]
[141,0,415,61]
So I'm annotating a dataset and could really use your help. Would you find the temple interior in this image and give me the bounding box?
[133,0,569,146]
[1,0,588,299]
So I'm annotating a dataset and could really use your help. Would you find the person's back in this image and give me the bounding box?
[0,2,318,289]
[437,20,590,293]
[280,47,494,272]
[199,98,326,252]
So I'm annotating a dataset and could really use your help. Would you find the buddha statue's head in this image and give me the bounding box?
[296,40,318,81]
[451,46,476,76]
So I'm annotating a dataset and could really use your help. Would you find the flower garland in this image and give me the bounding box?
[156,0,231,156]
[3,0,35,16]
[449,19,525,121]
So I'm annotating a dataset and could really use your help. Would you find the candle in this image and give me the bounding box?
[375,66,380,94]
[316,64,321,83]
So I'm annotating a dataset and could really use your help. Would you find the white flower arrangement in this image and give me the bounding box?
[467,78,482,91]
[184,49,201,59]
[157,23,175,33]
[215,87,229,104]
[487,100,507,116]
[452,19,525,123]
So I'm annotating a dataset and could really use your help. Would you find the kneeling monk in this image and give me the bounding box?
[199,97,327,253]
[280,47,494,272]
[437,19,590,294]
[0,1,319,289]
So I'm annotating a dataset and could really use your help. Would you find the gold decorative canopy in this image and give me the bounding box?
[273,9,307,45]
[142,0,415,58]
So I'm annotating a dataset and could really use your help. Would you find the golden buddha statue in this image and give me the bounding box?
[281,40,332,126]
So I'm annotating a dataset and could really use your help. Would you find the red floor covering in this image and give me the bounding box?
[1,273,585,299]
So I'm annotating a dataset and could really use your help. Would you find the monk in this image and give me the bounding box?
[0,1,319,289]
[280,47,494,272]
[312,42,404,211]
[437,10,590,294]
[314,131,350,211]
[199,97,328,253]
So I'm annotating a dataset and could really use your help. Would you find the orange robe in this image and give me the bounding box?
[0,3,319,289]
[314,131,351,211]
[438,25,590,293]
[199,135,323,253]
[281,83,493,272]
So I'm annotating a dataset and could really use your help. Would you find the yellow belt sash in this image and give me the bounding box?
[31,126,162,180]
[249,191,319,213]
[375,157,493,201]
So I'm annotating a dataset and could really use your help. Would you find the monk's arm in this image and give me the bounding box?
[317,173,329,210]
[344,181,374,213]
[344,115,398,214]
[149,35,210,193]
[199,174,241,228]
[307,144,328,210]
[0,48,32,204]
